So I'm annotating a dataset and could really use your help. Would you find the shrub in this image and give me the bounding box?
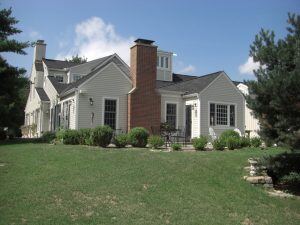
[171,143,182,151]
[251,137,262,147]
[239,137,251,148]
[90,125,113,147]
[192,136,208,151]
[128,127,149,147]
[61,129,80,145]
[219,130,240,142]
[280,172,300,186]
[0,129,6,141]
[226,136,240,150]
[56,129,66,142]
[212,138,225,151]
[148,135,164,149]
[41,131,56,143]
[78,128,92,145]
[114,133,128,148]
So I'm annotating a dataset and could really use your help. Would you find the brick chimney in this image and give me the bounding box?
[33,40,46,62]
[128,39,161,133]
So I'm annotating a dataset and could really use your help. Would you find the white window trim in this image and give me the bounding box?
[208,101,237,128]
[165,101,179,129]
[54,74,64,83]
[72,73,86,82]
[157,56,170,70]
[102,96,119,130]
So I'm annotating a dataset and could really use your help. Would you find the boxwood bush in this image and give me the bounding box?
[128,127,149,147]
[114,133,128,148]
[251,137,262,148]
[212,138,226,151]
[78,128,92,145]
[171,143,182,151]
[192,135,208,151]
[61,129,80,145]
[90,125,113,147]
[220,130,240,142]
[239,136,251,148]
[41,131,56,143]
[148,135,164,149]
[226,136,240,150]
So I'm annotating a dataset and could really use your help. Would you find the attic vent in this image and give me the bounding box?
[134,38,154,45]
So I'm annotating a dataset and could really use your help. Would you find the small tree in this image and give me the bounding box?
[245,13,300,150]
[66,54,87,63]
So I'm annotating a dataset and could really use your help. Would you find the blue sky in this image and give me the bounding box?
[2,0,299,81]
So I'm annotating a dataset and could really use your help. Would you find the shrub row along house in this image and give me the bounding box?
[24,39,259,139]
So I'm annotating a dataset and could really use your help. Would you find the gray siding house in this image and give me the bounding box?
[24,39,245,139]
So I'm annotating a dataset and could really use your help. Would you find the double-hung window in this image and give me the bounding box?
[55,75,63,83]
[73,74,83,82]
[104,99,117,129]
[210,103,235,126]
[166,103,177,129]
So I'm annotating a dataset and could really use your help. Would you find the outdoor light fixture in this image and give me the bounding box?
[191,103,197,110]
[89,98,94,106]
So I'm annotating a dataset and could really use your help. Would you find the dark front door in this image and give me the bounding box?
[185,105,192,140]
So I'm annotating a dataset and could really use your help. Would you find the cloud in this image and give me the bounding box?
[178,64,196,74]
[239,56,260,75]
[56,17,135,63]
[28,30,42,40]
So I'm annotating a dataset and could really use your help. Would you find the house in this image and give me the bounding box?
[234,82,260,137]
[24,39,245,139]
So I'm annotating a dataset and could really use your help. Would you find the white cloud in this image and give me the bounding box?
[56,17,135,63]
[178,64,196,74]
[239,56,260,75]
[28,30,42,40]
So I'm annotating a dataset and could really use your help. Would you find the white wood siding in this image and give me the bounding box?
[77,63,132,131]
[199,74,245,137]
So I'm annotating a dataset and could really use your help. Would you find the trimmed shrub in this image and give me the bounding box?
[41,131,56,143]
[212,138,225,151]
[251,137,262,148]
[192,136,208,151]
[148,135,164,149]
[56,129,66,142]
[128,127,149,147]
[239,137,251,148]
[114,133,128,148]
[90,125,113,147]
[226,136,240,150]
[0,129,6,140]
[220,130,240,142]
[78,128,92,145]
[171,143,182,151]
[63,130,80,145]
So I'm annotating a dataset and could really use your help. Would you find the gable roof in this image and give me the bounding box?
[43,58,82,70]
[48,76,69,94]
[35,87,50,101]
[59,55,130,97]
[158,71,222,94]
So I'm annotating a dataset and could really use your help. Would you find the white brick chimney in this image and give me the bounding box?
[33,40,46,62]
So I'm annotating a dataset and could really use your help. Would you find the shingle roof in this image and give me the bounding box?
[35,61,44,72]
[156,73,198,89]
[157,71,223,94]
[59,55,129,97]
[233,80,243,86]
[35,87,50,101]
[43,58,82,69]
[48,76,69,94]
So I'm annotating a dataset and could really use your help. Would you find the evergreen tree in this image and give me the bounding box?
[0,7,30,137]
[246,13,300,150]
[66,54,87,63]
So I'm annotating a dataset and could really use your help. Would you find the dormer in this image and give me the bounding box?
[156,50,173,81]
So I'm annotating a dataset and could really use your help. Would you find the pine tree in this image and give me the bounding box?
[0,8,30,137]
[246,13,300,150]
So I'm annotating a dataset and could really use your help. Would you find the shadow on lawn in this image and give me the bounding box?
[260,151,300,195]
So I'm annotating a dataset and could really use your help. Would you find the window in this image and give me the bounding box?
[165,57,168,68]
[73,74,82,82]
[157,57,159,67]
[104,99,117,129]
[157,56,169,69]
[209,103,235,126]
[166,103,177,129]
[55,75,63,83]
[160,57,164,68]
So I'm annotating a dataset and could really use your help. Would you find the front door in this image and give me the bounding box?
[185,105,192,140]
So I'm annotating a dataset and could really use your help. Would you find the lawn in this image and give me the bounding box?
[0,143,299,225]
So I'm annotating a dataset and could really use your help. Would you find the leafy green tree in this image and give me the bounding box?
[0,7,30,137]
[66,54,87,63]
[246,13,300,150]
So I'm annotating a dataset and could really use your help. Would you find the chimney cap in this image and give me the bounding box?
[134,38,154,45]
[36,40,45,44]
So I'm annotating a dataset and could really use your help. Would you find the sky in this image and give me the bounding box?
[2,0,300,81]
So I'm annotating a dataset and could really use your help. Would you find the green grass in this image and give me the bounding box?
[0,143,299,225]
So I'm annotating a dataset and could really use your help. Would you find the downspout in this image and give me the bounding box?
[75,88,79,130]
[196,93,200,136]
